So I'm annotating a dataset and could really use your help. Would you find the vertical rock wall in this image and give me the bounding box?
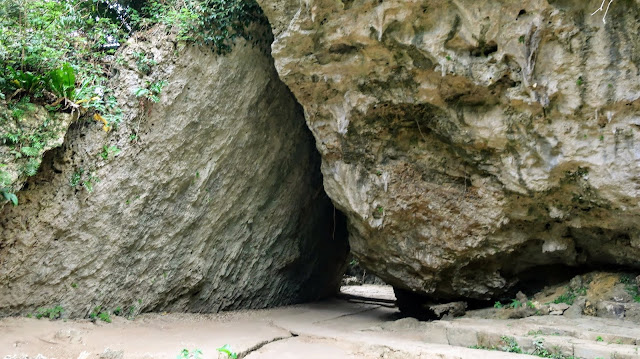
[0,26,348,317]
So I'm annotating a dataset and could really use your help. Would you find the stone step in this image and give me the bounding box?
[394,316,640,359]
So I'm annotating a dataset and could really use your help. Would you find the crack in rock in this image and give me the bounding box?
[238,334,295,358]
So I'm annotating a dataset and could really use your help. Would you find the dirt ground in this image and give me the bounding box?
[2,285,639,359]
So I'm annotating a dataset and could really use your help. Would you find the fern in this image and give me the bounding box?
[20,146,40,157]
[22,158,40,176]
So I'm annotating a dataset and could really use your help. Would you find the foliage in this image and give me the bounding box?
[552,286,586,306]
[1,189,18,206]
[137,0,268,54]
[22,158,40,176]
[48,63,76,99]
[34,306,64,320]
[216,344,238,359]
[0,0,126,94]
[0,0,268,205]
[620,275,640,303]
[89,305,112,323]
[0,165,17,206]
[471,336,579,359]
[134,80,166,103]
[509,299,521,309]
[500,336,523,353]
[70,168,83,188]
[0,0,127,137]
[493,301,503,309]
[100,145,121,160]
[177,349,203,359]
[70,167,100,192]
[553,292,576,305]
[134,51,157,75]
[4,67,47,97]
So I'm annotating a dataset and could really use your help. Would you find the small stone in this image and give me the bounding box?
[99,348,123,359]
[549,303,570,315]
[506,307,536,319]
[341,276,361,286]
[429,301,467,319]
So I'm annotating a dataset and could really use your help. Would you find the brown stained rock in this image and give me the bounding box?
[256,0,640,301]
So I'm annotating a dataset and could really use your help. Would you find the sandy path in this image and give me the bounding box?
[0,295,538,359]
[6,286,636,358]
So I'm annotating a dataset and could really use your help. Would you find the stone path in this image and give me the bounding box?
[2,290,639,358]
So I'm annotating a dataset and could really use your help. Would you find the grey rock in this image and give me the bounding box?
[0,26,348,317]
[430,301,467,319]
[563,297,586,319]
[621,302,640,323]
[549,303,570,315]
[99,349,123,359]
[610,284,633,303]
[596,301,625,319]
[256,0,640,300]
[569,276,584,292]
[341,276,360,286]
[515,291,528,303]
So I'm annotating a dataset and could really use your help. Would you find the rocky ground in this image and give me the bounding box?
[2,272,640,359]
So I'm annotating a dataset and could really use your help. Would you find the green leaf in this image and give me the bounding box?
[48,63,76,99]
[134,87,149,98]
[21,146,40,157]
[2,190,18,206]
[216,344,238,359]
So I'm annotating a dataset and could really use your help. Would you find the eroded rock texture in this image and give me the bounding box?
[257,0,640,300]
[0,26,347,317]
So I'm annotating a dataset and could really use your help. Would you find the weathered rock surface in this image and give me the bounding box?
[0,103,73,200]
[0,26,347,317]
[257,0,640,301]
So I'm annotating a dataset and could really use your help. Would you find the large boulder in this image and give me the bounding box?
[256,0,640,301]
[0,26,348,317]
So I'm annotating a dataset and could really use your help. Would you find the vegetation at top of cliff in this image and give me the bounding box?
[0,0,267,206]
[136,0,269,54]
[0,0,266,103]
[0,0,133,123]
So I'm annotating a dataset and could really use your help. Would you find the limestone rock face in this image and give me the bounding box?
[0,104,73,199]
[257,0,640,300]
[0,26,347,317]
